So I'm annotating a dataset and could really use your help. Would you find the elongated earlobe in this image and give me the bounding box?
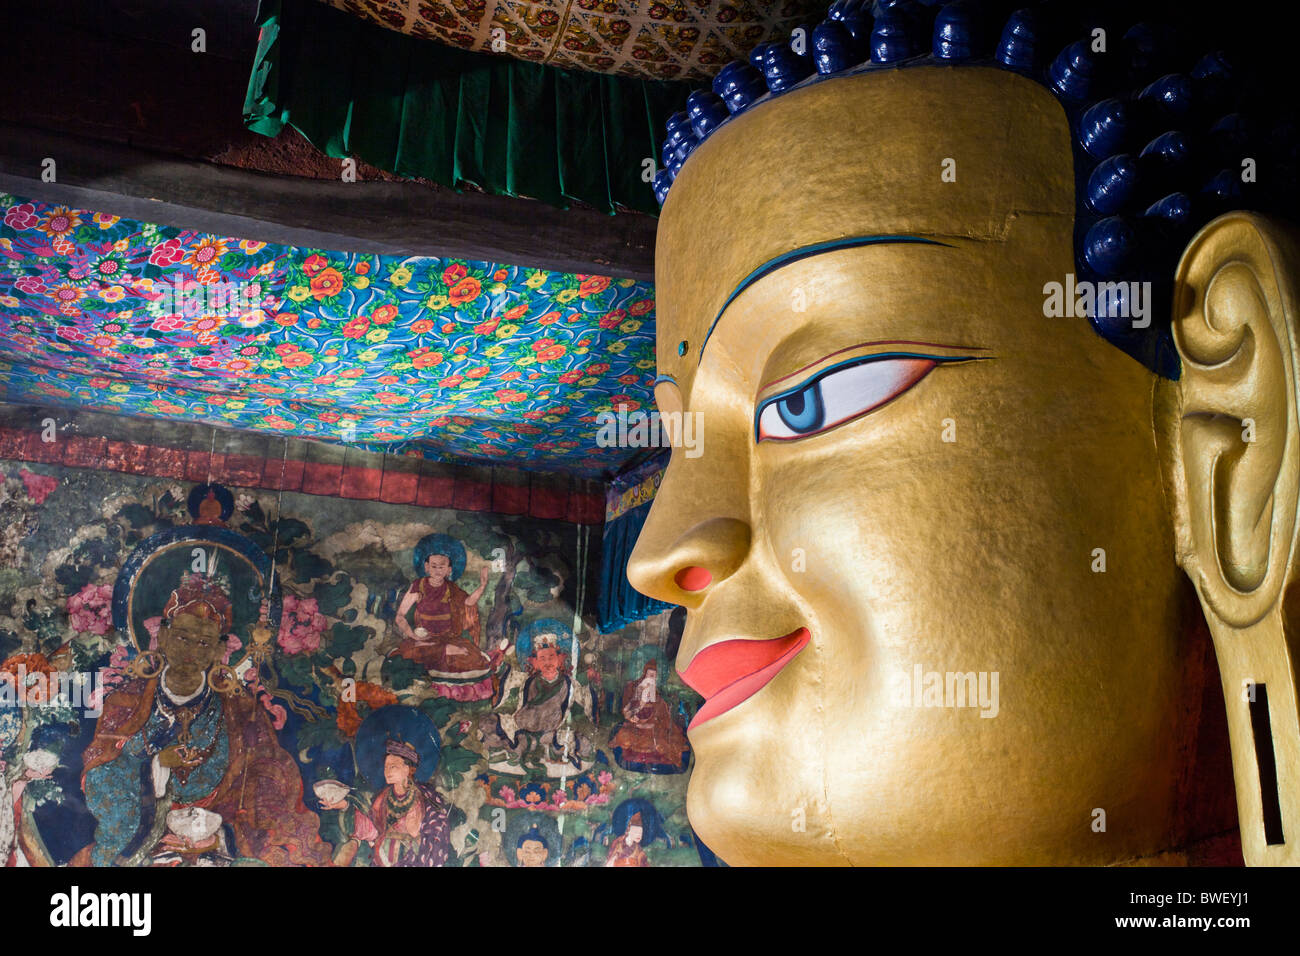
[1166,211,1300,865]
[1173,214,1296,622]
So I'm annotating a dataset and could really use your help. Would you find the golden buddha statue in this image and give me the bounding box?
[627,3,1300,866]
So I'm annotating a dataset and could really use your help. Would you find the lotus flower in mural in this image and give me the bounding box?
[66,582,113,637]
[278,594,328,655]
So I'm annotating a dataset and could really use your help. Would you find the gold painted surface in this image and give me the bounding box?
[628,66,1297,865]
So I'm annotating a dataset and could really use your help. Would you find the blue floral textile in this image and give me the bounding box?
[0,193,658,477]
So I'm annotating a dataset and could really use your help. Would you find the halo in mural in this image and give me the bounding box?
[356,704,443,787]
[111,522,277,654]
[186,483,235,523]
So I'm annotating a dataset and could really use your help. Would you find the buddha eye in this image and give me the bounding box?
[755,354,945,442]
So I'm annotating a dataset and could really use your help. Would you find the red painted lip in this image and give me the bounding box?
[680,628,811,731]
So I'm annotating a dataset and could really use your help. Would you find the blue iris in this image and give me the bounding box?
[775,383,825,433]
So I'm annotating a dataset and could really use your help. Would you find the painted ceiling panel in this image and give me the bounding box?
[0,194,657,477]
[318,0,821,80]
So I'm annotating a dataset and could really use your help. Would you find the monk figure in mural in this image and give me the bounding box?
[604,812,650,868]
[609,661,689,772]
[77,572,330,866]
[392,533,499,700]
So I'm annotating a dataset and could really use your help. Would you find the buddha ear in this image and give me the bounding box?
[1164,210,1300,866]
[1167,212,1300,625]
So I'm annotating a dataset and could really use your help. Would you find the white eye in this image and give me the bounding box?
[756,356,937,441]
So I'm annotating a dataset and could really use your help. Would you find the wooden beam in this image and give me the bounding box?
[0,125,657,279]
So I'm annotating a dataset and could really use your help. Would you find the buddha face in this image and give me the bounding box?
[156,611,224,678]
[423,553,453,583]
[628,67,1221,865]
[516,838,549,867]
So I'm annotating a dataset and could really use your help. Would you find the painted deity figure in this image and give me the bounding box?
[609,661,690,772]
[355,738,451,867]
[628,3,1300,866]
[479,621,592,773]
[78,573,330,866]
[392,533,498,701]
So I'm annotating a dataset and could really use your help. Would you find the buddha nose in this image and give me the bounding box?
[628,515,751,608]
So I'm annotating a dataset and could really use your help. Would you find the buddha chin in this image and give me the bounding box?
[627,66,1255,866]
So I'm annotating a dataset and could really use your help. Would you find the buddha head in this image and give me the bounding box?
[627,2,1300,866]
[515,828,551,867]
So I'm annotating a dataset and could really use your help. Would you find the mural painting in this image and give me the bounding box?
[0,457,702,866]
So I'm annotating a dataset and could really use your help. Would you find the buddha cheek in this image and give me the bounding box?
[684,655,840,865]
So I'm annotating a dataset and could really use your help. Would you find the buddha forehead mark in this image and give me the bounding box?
[695,235,950,364]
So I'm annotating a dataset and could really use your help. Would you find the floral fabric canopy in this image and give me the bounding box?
[0,194,657,477]
[319,0,822,80]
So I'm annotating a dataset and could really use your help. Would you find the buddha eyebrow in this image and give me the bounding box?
[697,235,950,364]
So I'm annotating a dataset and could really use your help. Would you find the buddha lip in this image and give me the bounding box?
[681,628,811,731]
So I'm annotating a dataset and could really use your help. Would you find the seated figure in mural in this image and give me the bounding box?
[78,573,330,866]
[392,533,498,701]
[478,619,593,774]
[627,5,1300,865]
[355,738,451,867]
[610,660,690,773]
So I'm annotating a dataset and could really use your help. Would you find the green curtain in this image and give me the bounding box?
[244,0,690,215]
